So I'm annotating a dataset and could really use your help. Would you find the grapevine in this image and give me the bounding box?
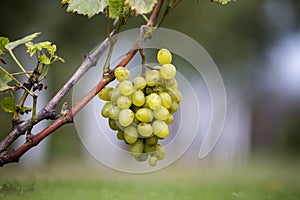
[97,48,183,166]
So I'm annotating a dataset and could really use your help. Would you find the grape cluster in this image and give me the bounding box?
[98,49,182,166]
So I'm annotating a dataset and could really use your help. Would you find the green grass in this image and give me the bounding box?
[1,158,300,200]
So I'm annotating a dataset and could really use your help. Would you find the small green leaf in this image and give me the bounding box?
[20,106,32,114]
[5,32,41,51]
[0,37,9,55]
[211,0,236,5]
[0,70,15,93]
[25,42,37,56]
[66,0,108,18]
[125,0,157,15]
[36,41,52,51]
[39,54,51,65]
[108,0,126,19]
[0,97,16,113]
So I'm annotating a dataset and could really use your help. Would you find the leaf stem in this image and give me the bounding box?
[0,66,34,96]
[8,50,30,78]
[11,71,33,76]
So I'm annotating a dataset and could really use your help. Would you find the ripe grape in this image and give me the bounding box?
[101,102,113,118]
[119,109,134,127]
[148,156,157,167]
[160,64,176,80]
[137,123,153,137]
[110,87,121,105]
[98,87,114,101]
[165,114,174,124]
[153,106,169,121]
[129,139,144,156]
[136,108,153,123]
[152,120,169,139]
[157,48,172,65]
[131,90,145,107]
[124,126,138,144]
[108,105,121,120]
[152,144,166,160]
[117,131,124,140]
[159,92,172,109]
[146,93,161,110]
[144,142,155,152]
[133,76,146,89]
[134,153,148,162]
[145,70,160,86]
[109,118,121,131]
[169,101,179,114]
[146,136,158,145]
[114,67,130,81]
[117,96,132,109]
[119,80,134,96]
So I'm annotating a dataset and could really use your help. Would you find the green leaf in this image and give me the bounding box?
[20,106,32,114]
[211,0,236,5]
[38,54,51,65]
[0,37,9,55]
[0,97,16,113]
[0,70,15,93]
[66,0,108,18]
[125,0,157,14]
[108,0,126,19]
[5,32,41,51]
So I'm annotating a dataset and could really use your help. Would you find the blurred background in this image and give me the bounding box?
[0,0,300,168]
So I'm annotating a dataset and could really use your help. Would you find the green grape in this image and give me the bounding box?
[131,90,145,107]
[101,102,113,118]
[117,96,132,109]
[118,109,134,127]
[146,135,158,145]
[144,143,155,153]
[146,93,161,110]
[136,108,153,123]
[165,79,178,89]
[153,106,169,121]
[159,92,172,109]
[165,114,174,124]
[114,67,130,81]
[124,126,138,144]
[169,101,179,114]
[137,123,153,137]
[129,139,144,156]
[157,48,172,65]
[98,87,114,101]
[145,70,160,87]
[117,131,124,140]
[109,118,121,131]
[108,105,121,120]
[134,153,148,162]
[160,64,176,80]
[110,87,121,105]
[119,80,134,96]
[148,156,157,167]
[133,76,146,89]
[152,120,169,139]
[152,144,165,160]
[168,88,183,104]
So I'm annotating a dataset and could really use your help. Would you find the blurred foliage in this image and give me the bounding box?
[1,0,300,160]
